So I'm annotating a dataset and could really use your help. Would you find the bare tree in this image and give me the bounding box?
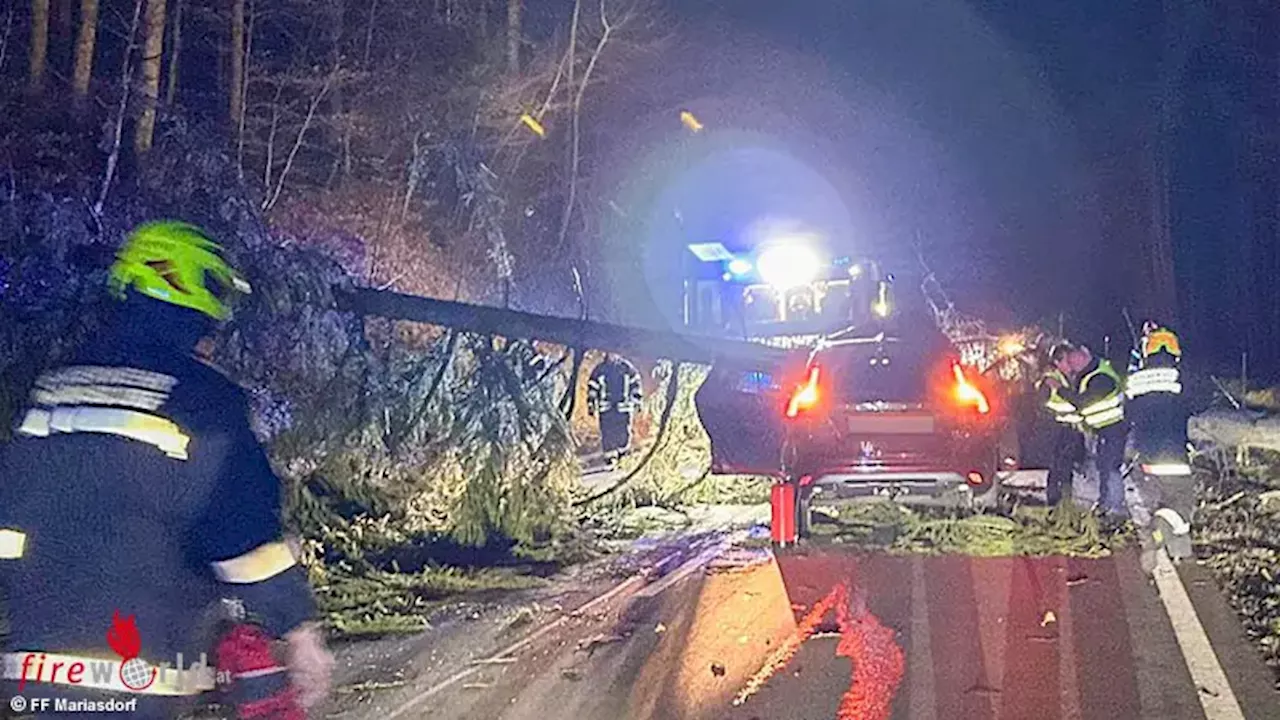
[133,0,167,153]
[230,0,245,132]
[96,0,145,216]
[28,0,50,92]
[165,0,184,104]
[71,0,99,104]
[264,69,337,212]
[506,0,520,73]
[0,5,16,75]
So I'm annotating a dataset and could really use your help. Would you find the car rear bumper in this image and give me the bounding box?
[806,470,998,508]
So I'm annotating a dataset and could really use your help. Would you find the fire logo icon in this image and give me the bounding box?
[106,610,157,691]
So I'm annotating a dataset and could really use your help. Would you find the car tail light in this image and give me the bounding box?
[967,471,985,486]
[952,363,990,415]
[786,366,822,418]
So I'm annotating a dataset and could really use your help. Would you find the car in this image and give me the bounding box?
[695,324,1019,544]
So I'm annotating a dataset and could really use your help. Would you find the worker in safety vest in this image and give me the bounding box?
[1052,342,1129,519]
[1034,365,1084,507]
[1125,320,1194,562]
[0,222,333,719]
[587,354,644,464]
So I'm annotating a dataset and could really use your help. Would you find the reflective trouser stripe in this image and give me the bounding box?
[1,652,213,695]
[1155,508,1191,536]
[213,541,298,584]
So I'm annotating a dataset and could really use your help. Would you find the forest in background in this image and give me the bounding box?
[0,0,752,637]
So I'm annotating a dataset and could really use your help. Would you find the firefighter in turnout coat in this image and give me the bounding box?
[587,354,644,463]
[1125,321,1195,562]
[0,222,333,719]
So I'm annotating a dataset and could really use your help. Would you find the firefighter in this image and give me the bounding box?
[1034,363,1084,508]
[1125,320,1194,562]
[1052,342,1128,520]
[587,354,644,464]
[0,221,333,719]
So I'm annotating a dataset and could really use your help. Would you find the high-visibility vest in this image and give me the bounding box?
[1077,359,1125,430]
[1037,369,1082,425]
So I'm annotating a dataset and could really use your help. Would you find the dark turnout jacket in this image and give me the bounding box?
[0,318,314,669]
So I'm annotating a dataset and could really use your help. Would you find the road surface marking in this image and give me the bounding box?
[1056,558,1082,720]
[1152,551,1246,720]
[908,556,938,720]
[734,583,845,706]
[969,557,1011,716]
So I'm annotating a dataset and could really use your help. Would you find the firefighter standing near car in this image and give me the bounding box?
[1052,341,1129,519]
[1034,360,1084,508]
[0,221,333,719]
[1125,320,1195,562]
[587,354,644,464]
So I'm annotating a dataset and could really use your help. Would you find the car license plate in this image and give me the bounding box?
[847,414,935,435]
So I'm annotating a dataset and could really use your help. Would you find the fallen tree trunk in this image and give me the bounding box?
[1189,409,1280,454]
[338,288,794,369]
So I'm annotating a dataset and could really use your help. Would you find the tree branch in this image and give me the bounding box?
[263,65,339,212]
[94,0,144,217]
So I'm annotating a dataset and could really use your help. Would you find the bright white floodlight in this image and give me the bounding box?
[757,245,821,290]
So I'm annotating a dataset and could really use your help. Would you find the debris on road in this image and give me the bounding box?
[707,546,774,573]
[462,682,495,690]
[469,656,519,666]
[334,679,409,695]
[1194,454,1280,684]
[711,662,727,677]
[577,633,626,654]
[811,501,1130,558]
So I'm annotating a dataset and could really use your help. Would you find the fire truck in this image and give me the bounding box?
[681,239,900,344]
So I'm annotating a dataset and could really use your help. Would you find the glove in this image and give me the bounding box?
[284,622,334,711]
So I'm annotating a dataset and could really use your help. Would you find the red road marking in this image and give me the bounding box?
[835,582,906,720]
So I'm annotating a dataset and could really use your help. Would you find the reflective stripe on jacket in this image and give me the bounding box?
[1126,366,1182,398]
[1037,369,1082,425]
[1077,358,1125,429]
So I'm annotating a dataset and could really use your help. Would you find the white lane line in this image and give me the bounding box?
[908,556,938,720]
[1057,558,1082,720]
[1151,551,1246,720]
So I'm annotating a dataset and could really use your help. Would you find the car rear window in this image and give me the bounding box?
[820,336,948,404]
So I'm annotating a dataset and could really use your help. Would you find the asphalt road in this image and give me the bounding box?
[381,545,1280,720]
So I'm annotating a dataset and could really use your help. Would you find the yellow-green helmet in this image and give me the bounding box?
[107,221,252,321]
